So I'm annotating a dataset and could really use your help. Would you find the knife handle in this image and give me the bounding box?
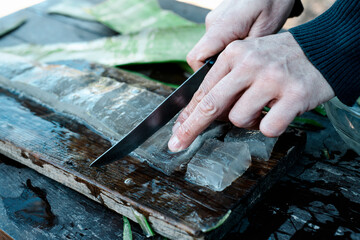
[206,54,219,66]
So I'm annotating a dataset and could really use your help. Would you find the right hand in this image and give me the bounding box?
[187,0,297,70]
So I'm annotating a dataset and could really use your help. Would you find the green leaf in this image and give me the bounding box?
[264,106,325,131]
[88,0,198,34]
[131,208,155,237]
[203,210,231,233]
[47,0,96,21]
[357,96,360,106]
[0,16,26,38]
[123,216,133,240]
[290,117,325,131]
[177,62,194,74]
[0,25,205,66]
[121,68,179,88]
[313,104,327,116]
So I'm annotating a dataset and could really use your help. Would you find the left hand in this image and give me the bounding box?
[168,32,335,152]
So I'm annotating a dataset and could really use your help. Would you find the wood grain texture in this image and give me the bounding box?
[0,84,306,239]
[0,230,13,240]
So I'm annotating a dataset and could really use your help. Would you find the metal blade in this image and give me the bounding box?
[90,57,216,167]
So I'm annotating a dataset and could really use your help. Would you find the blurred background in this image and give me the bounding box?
[1,0,336,27]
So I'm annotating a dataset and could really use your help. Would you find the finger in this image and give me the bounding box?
[169,69,250,152]
[173,52,232,128]
[187,28,230,71]
[259,98,300,137]
[216,104,233,122]
[229,81,277,128]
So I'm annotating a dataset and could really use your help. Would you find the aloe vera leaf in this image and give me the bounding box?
[313,104,327,116]
[0,16,26,37]
[123,216,133,240]
[290,117,325,131]
[88,0,197,34]
[357,96,360,106]
[263,107,324,131]
[0,25,205,66]
[177,62,194,74]
[121,68,179,88]
[203,210,231,233]
[131,208,155,237]
[47,0,96,21]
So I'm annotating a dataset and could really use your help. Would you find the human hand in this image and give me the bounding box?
[187,0,297,70]
[168,32,335,152]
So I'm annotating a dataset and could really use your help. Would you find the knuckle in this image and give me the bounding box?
[194,87,205,103]
[228,111,246,128]
[186,51,196,66]
[178,109,190,122]
[288,83,308,100]
[205,12,215,27]
[286,90,309,114]
[261,128,279,138]
[220,43,238,61]
[242,49,260,68]
[198,94,219,117]
[260,123,283,138]
[258,64,285,88]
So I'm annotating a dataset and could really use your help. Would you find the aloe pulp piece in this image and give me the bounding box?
[0,25,205,66]
[88,0,197,34]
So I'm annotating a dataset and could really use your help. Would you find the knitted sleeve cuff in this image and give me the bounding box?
[289,0,360,106]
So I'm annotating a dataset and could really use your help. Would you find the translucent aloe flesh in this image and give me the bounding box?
[88,0,198,34]
[0,25,205,66]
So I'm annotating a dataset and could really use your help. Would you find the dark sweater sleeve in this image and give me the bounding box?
[289,0,360,106]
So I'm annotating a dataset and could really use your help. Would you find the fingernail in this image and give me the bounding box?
[172,122,181,134]
[168,135,183,152]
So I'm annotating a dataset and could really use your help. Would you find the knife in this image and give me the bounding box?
[90,56,217,167]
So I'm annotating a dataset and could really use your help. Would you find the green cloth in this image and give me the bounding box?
[0,16,26,37]
[88,0,198,34]
[47,0,96,21]
[0,25,205,66]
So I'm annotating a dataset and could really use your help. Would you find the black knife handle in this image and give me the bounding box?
[206,54,219,66]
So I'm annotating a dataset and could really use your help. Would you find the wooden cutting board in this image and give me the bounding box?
[0,63,306,240]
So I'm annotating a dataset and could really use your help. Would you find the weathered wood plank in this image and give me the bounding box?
[0,229,13,240]
[0,85,305,239]
[0,154,150,240]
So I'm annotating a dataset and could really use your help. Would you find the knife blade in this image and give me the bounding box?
[90,56,217,167]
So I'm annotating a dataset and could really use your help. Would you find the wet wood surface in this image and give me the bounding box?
[0,78,305,239]
[0,229,13,240]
